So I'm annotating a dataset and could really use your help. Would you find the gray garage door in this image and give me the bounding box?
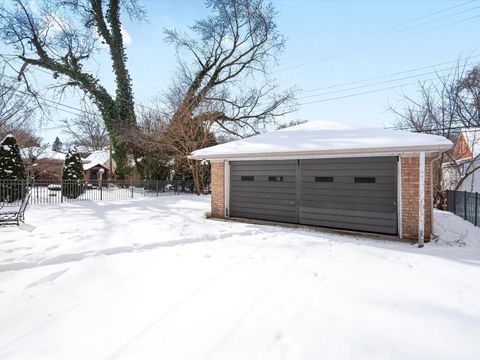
[229,157,398,235]
[299,157,398,235]
[229,160,298,223]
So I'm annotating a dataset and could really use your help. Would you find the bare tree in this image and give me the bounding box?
[0,63,37,135]
[390,61,480,207]
[0,0,145,179]
[160,0,297,193]
[62,103,109,151]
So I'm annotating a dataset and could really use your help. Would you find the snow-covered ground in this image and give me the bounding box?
[1,196,480,359]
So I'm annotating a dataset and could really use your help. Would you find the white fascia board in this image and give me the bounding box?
[189,145,452,161]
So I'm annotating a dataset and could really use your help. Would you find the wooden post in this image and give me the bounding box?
[464,191,467,220]
[418,152,425,248]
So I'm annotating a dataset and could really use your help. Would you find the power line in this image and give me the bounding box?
[278,1,478,68]
[298,61,478,100]
[278,11,480,72]
[1,74,101,118]
[386,125,475,133]
[386,3,480,35]
[298,75,449,106]
[300,54,480,94]
[371,0,477,34]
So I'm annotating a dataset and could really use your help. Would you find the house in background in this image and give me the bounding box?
[82,150,113,184]
[21,147,115,183]
[21,147,66,181]
[190,120,452,243]
[449,128,480,193]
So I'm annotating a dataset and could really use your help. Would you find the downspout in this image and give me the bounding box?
[418,152,425,248]
[429,151,445,239]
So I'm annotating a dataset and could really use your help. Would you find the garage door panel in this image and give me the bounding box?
[299,217,396,235]
[230,196,296,206]
[300,199,395,212]
[300,214,395,229]
[300,163,396,171]
[301,176,395,184]
[230,207,297,222]
[301,182,396,191]
[301,188,396,199]
[231,176,296,183]
[299,157,398,235]
[231,170,297,177]
[231,165,296,172]
[230,160,298,223]
[231,180,296,188]
[231,203,296,213]
[300,206,396,221]
[301,157,395,165]
[231,187,297,195]
[230,212,298,224]
[300,169,395,177]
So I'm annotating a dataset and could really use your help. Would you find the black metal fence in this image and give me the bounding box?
[0,179,200,207]
[447,190,480,227]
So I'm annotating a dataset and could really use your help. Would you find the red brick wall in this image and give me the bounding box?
[211,161,225,218]
[401,155,432,241]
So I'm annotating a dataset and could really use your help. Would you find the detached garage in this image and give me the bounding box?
[190,121,452,243]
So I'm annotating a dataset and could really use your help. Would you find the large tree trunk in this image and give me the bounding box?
[189,159,203,195]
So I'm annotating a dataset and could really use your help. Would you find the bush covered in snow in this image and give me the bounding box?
[61,149,85,199]
[0,134,27,202]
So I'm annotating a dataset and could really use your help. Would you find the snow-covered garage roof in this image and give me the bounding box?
[190,120,453,160]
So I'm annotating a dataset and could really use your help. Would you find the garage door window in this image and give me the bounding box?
[268,176,284,182]
[315,176,334,182]
[241,176,254,181]
[354,177,376,183]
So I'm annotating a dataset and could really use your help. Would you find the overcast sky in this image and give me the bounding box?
[2,0,480,144]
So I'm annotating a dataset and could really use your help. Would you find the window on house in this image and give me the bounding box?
[315,176,334,183]
[241,176,254,181]
[268,176,284,182]
[354,177,376,183]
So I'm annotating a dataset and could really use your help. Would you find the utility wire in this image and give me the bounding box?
[278,0,478,67]
[299,76,449,106]
[278,11,480,72]
[371,0,477,34]
[299,61,478,100]
[300,54,480,94]
[386,4,480,35]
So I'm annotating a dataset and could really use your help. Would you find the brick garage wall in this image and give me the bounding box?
[401,155,432,241]
[211,161,225,218]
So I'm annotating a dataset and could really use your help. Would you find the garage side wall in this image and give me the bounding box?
[401,155,432,241]
[211,161,225,218]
